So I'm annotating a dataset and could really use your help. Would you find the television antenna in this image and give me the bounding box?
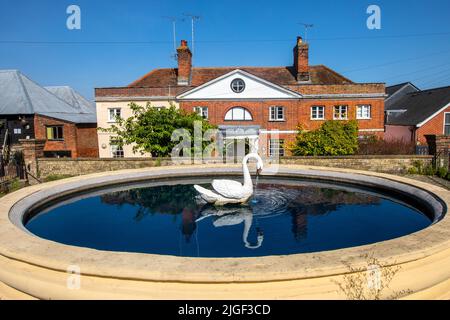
[183,13,201,63]
[298,22,314,42]
[162,16,182,61]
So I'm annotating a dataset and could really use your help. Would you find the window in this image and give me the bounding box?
[445,113,450,135]
[110,140,124,158]
[269,139,285,157]
[311,106,325,120]
[46,126,63,140]
[193,106,208,119]
[269,106,285,121]
[357,105,371,119]
[224,107,253,121]
[13,128,22,134]
[334,105,348,120]
[108,108,121,122]
[231,78,245,93]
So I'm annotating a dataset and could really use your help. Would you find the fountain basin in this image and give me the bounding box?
[0,165,449,299]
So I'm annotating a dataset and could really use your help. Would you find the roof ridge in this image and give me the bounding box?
[417,85,450,92]
[14,70,35,114]
[315,64,354,84]
[128,68,176,87]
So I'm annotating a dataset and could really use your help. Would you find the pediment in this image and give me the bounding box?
[177,69,301,100]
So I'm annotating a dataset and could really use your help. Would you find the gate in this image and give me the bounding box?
[0,152,27,193]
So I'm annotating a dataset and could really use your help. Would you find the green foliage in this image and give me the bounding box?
[436,167,448,179]
[291,120,359,156]
[44,174,74,182]
[99,103,216,157]
[0,178,22,198]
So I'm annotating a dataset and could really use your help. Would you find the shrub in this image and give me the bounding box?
[407,167,419,175]
[437,167,448,179]
[358,137,415,155]
[291,121,358,156]
[423,165,436,176]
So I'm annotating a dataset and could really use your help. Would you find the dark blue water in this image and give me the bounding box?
[25,178,433,257]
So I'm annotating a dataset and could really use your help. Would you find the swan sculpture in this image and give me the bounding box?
[194,153,263,205]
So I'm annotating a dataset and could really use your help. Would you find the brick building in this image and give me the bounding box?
[0,70,98,159]
[95,37,385,158]
[385,83,450,144]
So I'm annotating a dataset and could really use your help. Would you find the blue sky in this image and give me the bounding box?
[0,0,449,100]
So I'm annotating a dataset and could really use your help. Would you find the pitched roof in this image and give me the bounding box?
[385,86,450,126]
[386,82,410,97]
[0,70,96,123]
[128,65,354,88]
[45,86,95,114]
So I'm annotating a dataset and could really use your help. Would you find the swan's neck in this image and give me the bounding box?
[242,156,252,188]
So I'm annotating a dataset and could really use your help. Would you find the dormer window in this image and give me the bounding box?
[231,78,245,93]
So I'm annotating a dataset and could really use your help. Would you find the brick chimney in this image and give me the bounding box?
[293,36,309,82]
[177,40,192,85]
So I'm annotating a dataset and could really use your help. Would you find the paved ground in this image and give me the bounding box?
[405,175,450,190]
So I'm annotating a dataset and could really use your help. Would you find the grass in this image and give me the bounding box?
[0,178,23,198]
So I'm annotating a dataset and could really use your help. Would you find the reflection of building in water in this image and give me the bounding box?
[181,209,197,243]
[258,184,381,242]
[291,209,308,241]
[100,185,201,242]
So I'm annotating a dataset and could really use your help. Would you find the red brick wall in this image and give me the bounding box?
[416,105,450,144]
[181,98,384,155]
[75,124,99,158]
[181,99,384,129]
[34,115,98,158]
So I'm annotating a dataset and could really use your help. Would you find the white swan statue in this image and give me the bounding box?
[194,153,263,205]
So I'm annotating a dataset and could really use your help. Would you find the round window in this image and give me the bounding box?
[231,78,245,93]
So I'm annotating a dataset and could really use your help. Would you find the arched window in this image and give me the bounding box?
[224,107,253,121]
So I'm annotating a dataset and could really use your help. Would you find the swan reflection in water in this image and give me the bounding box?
[196,205,264,249]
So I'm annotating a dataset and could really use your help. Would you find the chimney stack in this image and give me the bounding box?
[293,36,309,82]
[177,40,192,86]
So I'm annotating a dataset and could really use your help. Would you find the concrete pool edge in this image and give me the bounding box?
[0,165,449,299]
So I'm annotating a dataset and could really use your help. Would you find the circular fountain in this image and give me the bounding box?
[0,165,449,299]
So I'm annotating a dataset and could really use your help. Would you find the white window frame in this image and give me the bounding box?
[356,105,371,120]
[269,106,285,121]
[444,112,450,135]
[311,106,325,120]
[269,139,285,157]
[108,108,122,123]
[110,140,124,158]
[193,106,209,119]
[333,105,348,120]
[224,107,253,121]
[13,128,22,134]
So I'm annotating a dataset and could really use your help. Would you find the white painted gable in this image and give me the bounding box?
[177,69,301,100]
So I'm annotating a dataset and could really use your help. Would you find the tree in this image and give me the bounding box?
[291,120,359,156]
[99,103,216,157]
